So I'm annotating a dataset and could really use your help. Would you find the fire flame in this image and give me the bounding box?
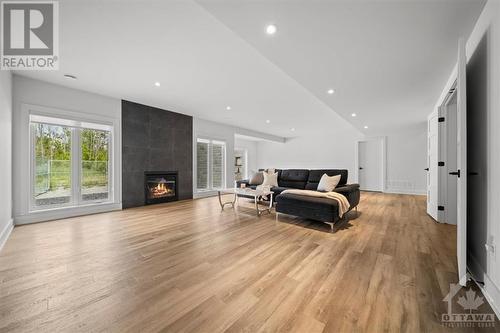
[150,182,174,198]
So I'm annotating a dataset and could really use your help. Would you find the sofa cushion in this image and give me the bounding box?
[276,193,340,222]
[270,186,289,196]
[278,169,309,189]
[305,169,348,190]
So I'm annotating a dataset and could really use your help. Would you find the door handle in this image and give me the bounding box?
[449,170,461,178]
[424,168,429,171]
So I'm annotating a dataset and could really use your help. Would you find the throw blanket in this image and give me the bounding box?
[256,185,272,200]
[280,189,350,218]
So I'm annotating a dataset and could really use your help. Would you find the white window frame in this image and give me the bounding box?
[29,114,114,212]
[196,138,210,191]
[196,138,226,192]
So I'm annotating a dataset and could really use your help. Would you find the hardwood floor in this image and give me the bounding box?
[0,192,498,332]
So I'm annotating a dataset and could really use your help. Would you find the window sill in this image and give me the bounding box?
[15,202,122,225]
[29,199,113,213]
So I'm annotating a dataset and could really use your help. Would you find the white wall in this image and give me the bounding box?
[256,124,427,193]
[0,71,13,250]
[257,125,363,183]
[193,117,284,197]
[12,76,122,224]
[435,0,500,317]
[384,123,427,194]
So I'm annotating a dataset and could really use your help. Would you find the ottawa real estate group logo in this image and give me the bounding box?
[442,283,496,328]
[1,0,59,70]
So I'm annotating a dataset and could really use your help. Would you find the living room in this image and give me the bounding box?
[1,0,500,332]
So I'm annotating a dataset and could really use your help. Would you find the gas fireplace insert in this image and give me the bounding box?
[144,171,178,205]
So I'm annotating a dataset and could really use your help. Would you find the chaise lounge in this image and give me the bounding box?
[237,169,360,231]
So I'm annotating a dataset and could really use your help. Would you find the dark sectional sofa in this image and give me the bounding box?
[236,169,360,231]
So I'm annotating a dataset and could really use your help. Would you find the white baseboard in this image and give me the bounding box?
[15,203,122,225]
[193,191,218,199]
[383,188,427,195]
[0,218,14,251]
[469,253,500,320]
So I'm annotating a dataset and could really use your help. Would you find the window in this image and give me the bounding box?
[81,129,110,202]
[30,115,113,210]
[196,139,209,191]
[33,123,72,207]
[196,138,226,191]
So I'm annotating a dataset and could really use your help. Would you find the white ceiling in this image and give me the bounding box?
[197,0,486,133]
[16,0,485,137]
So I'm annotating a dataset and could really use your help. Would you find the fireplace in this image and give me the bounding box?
[144,171,178,205]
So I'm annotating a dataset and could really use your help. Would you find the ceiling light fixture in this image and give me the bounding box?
[364,125,368,129]
[327,89,335,95]
[266,119,271,124]
[351,113,357,117]
[154,82,161,87]
[266,24,277,35]
[226,106,231,111]
[64,74,77,80]
[291,127,295,131]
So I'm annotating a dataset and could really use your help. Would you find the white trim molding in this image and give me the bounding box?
[14,102,122,224]
[383,189,427,196]
[469,253,500,320]
[15,203,122,225]
[0,218,14,251]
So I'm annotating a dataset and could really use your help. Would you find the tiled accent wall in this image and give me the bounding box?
[122,100,193,208]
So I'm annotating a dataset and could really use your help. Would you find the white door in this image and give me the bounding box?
[456,39,467,286]
[358,140,383,191]
[444,101,458,225]
[427,112,439,220]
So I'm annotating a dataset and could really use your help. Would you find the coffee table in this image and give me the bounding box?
[217,188,274,216]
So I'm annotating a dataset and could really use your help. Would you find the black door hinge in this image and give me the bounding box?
[438,117,445,122]
[438,206,445,211]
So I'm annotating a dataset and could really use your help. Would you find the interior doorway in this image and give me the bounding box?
[438,85,458,225]
[427,111,439,220]
[357,138,385,192]
[233,148,247,181]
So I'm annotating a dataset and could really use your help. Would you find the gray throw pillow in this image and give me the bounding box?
[249,171,264,185]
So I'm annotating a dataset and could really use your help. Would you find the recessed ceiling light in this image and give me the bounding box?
[266,24,277,35]
[64,74,77,80]
[351,113,357,117]
[291,127,295,131]
[327,89,335,94]
[226,106,231,111]
[154,82,161,87]
[266,119,271,124]
[364,125,368,129]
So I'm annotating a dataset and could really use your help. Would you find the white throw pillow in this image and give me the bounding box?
[262,171,279,187]
[317,174,341,192]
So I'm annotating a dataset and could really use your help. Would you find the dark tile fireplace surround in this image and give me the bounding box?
[122,100,193,208]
